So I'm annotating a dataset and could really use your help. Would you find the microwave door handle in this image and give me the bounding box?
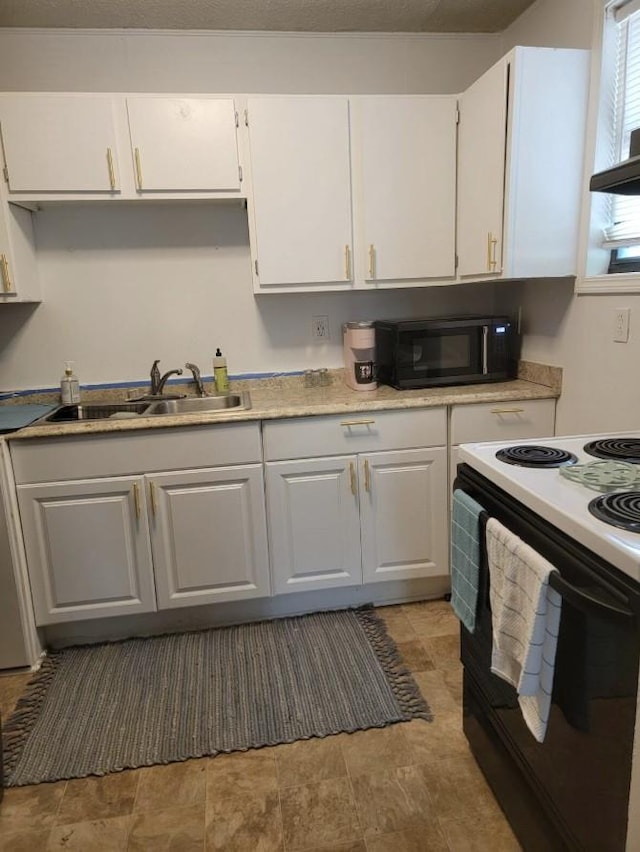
[482,325,489,374]
[548,573,635,622]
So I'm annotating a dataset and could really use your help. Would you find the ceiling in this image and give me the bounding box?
[0,0,537,34]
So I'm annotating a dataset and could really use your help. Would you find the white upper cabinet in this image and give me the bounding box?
[246,96,354,291]
[457,62,508,279]
[457,46,589,281]
[0,95,121,194]
[125,97,241,193]
[352,96,457,285]
[0,201,40,303]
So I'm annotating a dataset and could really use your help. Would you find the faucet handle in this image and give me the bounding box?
[150,359,161,395]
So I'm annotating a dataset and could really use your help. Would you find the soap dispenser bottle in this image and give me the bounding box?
[213,348,229,393]
[60,361,80,404]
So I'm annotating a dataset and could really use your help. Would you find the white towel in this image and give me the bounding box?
[486,517,562,743]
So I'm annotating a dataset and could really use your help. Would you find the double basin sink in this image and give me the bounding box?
[39,393,252,424]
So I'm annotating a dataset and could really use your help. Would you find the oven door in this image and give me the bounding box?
[457,464,640,852]
[395,323,489,386]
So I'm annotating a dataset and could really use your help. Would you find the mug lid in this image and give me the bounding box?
[343,321,374,330]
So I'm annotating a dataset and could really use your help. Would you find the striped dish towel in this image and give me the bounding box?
[486,518,562,743]
[450,489,485,633]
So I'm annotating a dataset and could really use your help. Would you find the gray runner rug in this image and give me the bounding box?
[3,607,431,786]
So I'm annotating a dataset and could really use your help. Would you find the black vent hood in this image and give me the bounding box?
[590,127,640,195]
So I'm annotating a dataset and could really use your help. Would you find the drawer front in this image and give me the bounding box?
[263,408,446,461]
[11,422,263,484]
[450,399,556,446]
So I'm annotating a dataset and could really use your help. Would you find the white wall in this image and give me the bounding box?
[0,28,508,390]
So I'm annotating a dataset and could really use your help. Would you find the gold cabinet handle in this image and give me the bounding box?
[344,244,351,280]
[368,244,376,279]
[106,147,116,190]
[487,231,498,271]
[134,147,143,190]
[341,419,375,427]
[149,481,157,515]
[364,459,371,493]
[491,407,525,415]
[133,483,141,520]
[0,254,13,293]
[349,462,357,497]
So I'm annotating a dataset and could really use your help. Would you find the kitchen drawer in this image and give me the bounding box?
[263,408,446,462]
[450,398,555,446]
[11,422,262,484]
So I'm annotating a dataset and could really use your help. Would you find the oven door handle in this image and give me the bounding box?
[549,573,635,622]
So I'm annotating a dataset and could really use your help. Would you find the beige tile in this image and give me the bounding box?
[351,765,433,837]
[279,777,361,851]
[206,750,278,801]
[401,600,452,619]
[419,634,461,671]
[364,824,449,851]
[439,812,522,851]
[404,610,459,641]
[128,803,205,851]
[206,791,283,851]
[412,670,460,717]
[419,755,501,820]
[375,613,416,644]
[0,828,51,851]
[340,725,415,778]
[275,736,347,788]
[135,759,206,813]
[56,771,139,825]
[394,640,434,673]
[0,672,32,718]
[0,780,66,832]
[442,666,463,704]
[47,815,131,851]
[401,717,468,762]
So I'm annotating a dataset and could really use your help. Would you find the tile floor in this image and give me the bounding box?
[0,600,522,851]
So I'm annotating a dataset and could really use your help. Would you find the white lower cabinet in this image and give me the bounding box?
[13,424,270,625]
[264,410,449,594]
[359,449,448,584]
[17,475,156,624]
[266,456,362,594]
[149,465,269,609]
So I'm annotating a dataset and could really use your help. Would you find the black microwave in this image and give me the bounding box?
[374,315,519,390]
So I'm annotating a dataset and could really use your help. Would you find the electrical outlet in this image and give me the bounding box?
[614,307,631,343]
[312,315,330,340]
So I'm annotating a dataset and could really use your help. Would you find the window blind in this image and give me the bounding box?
[604,7,640,246]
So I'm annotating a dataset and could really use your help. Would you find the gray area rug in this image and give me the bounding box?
[3,608,431,786]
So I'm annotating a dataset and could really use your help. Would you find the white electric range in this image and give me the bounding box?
[459,431,640,584]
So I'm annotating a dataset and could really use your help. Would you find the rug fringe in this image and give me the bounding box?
[2,653,59,778]
[354,606,433,722]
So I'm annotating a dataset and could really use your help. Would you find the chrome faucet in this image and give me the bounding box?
[185,362,207,397]
[149,360,183,396]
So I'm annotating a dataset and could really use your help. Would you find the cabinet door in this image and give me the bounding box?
[356,97,456,282]
[266,457,362,594]
[149,465,270,608]
[0,95,120,193]
[126,97,240,192]
[359,448,448,584]
[16,476,156,624]
[457,59,508,278]
[0,202,40,303]
[247,97,353,288]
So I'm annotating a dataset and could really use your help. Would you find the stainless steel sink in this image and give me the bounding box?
[145,393,251,416]
[42,402,154,423]
[36,392,251,424]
